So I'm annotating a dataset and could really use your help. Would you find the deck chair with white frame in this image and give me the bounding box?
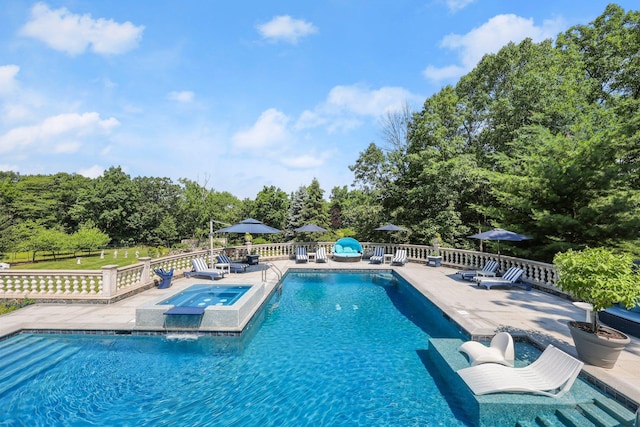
[475,266,529,290]
[184,258,225,280]
[458,260,498,281]
[457,344,584,398]
[296,247,308,263]
[216,254,249,273]
[369,247,385,264]
[315,247,328,263]
[391,249,408,266]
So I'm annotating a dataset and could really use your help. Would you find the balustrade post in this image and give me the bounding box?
[139,257,152,283]
[101,265,119,297]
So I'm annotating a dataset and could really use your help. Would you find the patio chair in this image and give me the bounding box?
[184,258,225,280]
[457,344,584,398]
[315,247,328,263]
[216,254,249,273]
[458,332,514,367]
[296,247,308,263]
[153,267,174,289]
[391,249,408,266]
[475,266,529,290]
[458,260,498,281]
[369,247,385,264]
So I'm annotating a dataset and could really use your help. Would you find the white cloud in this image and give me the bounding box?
[232,108,291,149]
[256,15,318,44]
[20,2,144,56]
[296,84,422,132]
[167,91,194,103]
[0,163,19,173]
[0,65,20,95]
[422,64,465,82]
[281,152,329,169]
[78,164,104,178]
[0,112,120,154]
[444,0,476,12]
[2,104,32,123]
[423,14,565,83]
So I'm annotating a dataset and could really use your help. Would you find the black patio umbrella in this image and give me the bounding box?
[215,218,281,234]
[375,223,407,243]
[294,224,327,233]
[375,224,407,232]
[468,228,531,263]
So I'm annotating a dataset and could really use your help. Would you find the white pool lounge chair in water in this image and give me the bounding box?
[315,247,328,263]
[475,266,529,290]
[458,260,498,281]
[184,258,225,280]
[296,247,308,263]
[369,247,385,264]
[458,332,515,367]
[391,249,408,266]
[457,344,584,398]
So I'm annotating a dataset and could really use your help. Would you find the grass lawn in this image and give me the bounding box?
[2,247,167,270]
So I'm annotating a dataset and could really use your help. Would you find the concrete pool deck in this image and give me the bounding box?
[1,259,638,409]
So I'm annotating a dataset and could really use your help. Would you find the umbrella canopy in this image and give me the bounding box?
[468,228,531,242]
[468,228,531,260]
[375,224,407,232]
[294,224,327,233]
[215,218,281,234]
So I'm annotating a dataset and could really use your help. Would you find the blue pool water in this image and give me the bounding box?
[159,284,251,307]
[2,271,475,425]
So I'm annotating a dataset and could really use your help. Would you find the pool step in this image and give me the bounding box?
[0,340,78,397]
[0,335,46,360]
[592,396,637,427]
[513,398,637,427]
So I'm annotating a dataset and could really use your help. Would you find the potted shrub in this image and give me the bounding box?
[554,247,640,368]
[427,233,442,267]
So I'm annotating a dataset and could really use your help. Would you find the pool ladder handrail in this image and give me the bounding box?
[262,262,283,285]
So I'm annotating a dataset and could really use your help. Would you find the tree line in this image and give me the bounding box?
[1,4,638,263]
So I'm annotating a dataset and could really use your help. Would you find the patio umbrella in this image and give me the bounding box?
[294,224,327,233]
[375,224,407,243]
[375,224,407,232]
[215,218,281,234]
[468,228,531,262]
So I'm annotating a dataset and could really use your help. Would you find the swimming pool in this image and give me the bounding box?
[159,284,251,307]
[0,271,621,425]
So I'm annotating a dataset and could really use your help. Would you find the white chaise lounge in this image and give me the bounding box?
[457,344,584,398]
[391,249,408,266]
[296,247,308,263]
[184,258,225,280]
[475,266,530,290]
[369,247,385,264]
[458,260,498,281]
[315,247,328,263]
[458,332,515,367]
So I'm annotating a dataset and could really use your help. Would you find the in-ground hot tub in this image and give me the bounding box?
[136,283,266,331]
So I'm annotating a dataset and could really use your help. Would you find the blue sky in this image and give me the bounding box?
[0,1,636,199]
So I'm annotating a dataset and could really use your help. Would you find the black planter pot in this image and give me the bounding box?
[568,321,630,369]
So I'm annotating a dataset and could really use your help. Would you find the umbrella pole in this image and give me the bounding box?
[209,220,214,267]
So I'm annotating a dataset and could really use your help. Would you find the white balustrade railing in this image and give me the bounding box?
[0,242,561,301]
